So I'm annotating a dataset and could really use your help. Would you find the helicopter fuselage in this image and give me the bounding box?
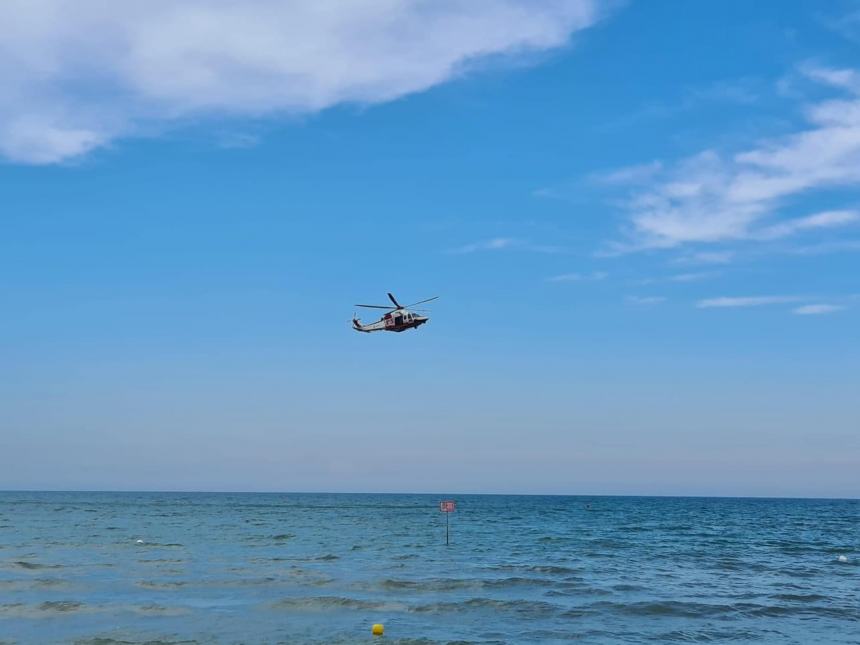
[353,309,428,333]
[353,293,436,333]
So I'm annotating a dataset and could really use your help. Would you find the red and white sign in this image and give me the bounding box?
[439,500,456,512]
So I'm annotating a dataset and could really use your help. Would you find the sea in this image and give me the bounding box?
[0,492,857,644]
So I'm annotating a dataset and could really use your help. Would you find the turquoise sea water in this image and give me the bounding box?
[0,492,857,644]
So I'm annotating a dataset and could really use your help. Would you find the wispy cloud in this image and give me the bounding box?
[668,271,717,282]
[635,270,719,286]
[672,251,735,265]
[793,304,845,315]
[802,64,860,93]
[450,237,519,254]
[697,296,801,309]
[599,77,763,131]
[756,210,859,239]
[591,161,663,185]
[0,0,607,164]
[788,239,860,255]
[216,132,262,150]
[546,271,607,282]
[824,7,860,44]
[627,295,666,305]
[450,237,560,255]
[604,65,860,250]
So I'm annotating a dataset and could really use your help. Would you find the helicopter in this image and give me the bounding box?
[353,293,438,333]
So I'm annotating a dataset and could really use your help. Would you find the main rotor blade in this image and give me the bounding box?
[355,304,395,309]
[405,296,439,307]
[387,292,402,308]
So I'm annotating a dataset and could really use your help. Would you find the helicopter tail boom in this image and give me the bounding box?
[352,317,371,333]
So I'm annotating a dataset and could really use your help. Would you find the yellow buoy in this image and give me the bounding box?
[372,623,384,636]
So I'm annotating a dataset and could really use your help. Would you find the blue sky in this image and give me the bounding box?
[1,0,858,496]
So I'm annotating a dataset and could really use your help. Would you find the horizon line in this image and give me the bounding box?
[1,489,857,501]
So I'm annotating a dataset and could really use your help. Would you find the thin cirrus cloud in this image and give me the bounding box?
[696,296,802,309]
[450,237,519,254]
[668,271,716,282]
[449,238,561,254]
[793,304,845,315]
[755,209,859,240]
[672,251,735,265]
[0,0,606,164]
[546,271,607,282]
[591,160,663,185]
[603,65,860,250]
[626,296,666,305]
[634,271,717,286]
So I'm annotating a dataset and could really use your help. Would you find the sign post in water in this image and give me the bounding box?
[439,500,456,545]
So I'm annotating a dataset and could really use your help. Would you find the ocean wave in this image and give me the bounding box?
[271,596,407,612]
[488,564,580,575]
[546,586,612,598]
[284,568,335,586]
[583,600,735,618]
[11,560,63,570]
[0,601,90,618]
[136,580,188,589]
[132,603,192,616]
[651,628,764,641]
[578,600,860,621]
[769,593,829,603]
[612,583,646,591]
[242,532,295,543]
[713,559,772,573]
[739,603,860,620]
[379,578,470,591]
[412,598,560,616]
[379,576,547,592]
[74,638,200,645]
[39,600,85,613]
[0,577,69,590]
[0,603,26,617]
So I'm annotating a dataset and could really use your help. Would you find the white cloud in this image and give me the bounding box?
[634,270,717,286]
[668,271,715,282]
[801,65,860,94]
[216,132,262,150]
[450,237,561,254]
[0,0,604,164]
[1,116,108,164]
[790,239,860,255]
[450,237,519,253]
[592,161,663,185]
[756,209,859,239]
[606,66,860,249]
[626,295,666,305]
[546,271,607,282]
[824,7,860,44]
[793,304,844,315]
[672,251,735,265]
[697,296,801,309]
